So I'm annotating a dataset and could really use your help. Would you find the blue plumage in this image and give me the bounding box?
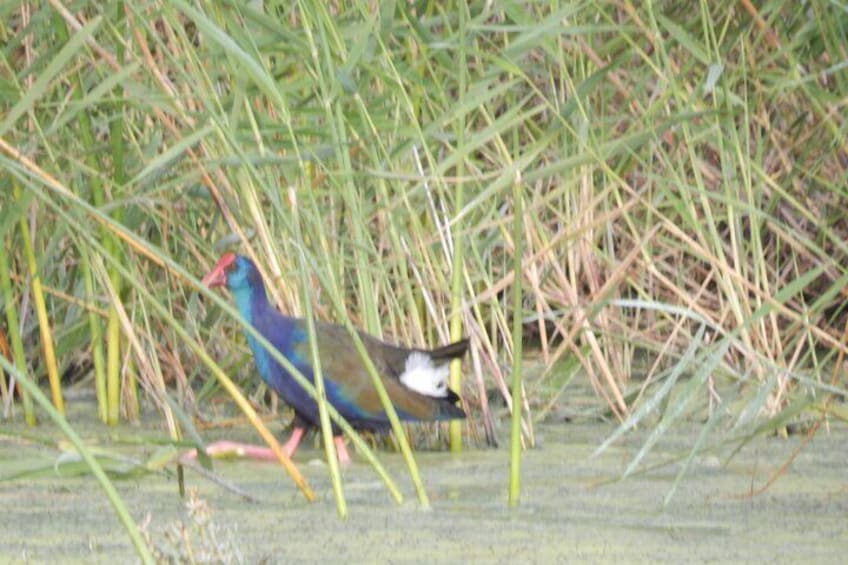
[202,252,467,462]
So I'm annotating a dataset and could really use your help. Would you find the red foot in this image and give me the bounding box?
[180,440,277,462]
[334,436,351,465]
[179,427,352,465]
[282,426,305,457]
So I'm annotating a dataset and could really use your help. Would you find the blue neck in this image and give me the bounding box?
[230,276,271,322]
[230,279,283,382]
[232,286,257,323]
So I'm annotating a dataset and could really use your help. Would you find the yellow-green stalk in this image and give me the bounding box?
[107,0,133,424]
[15,186,63,415]
[508,174,524,507]
[123,348,139,422]
[0,340,7,403]
[104,238,121,423]
[448,1,469,452]
[80,244,108,421]
[284,1,424,506]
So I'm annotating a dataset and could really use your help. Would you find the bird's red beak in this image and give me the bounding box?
[201,252,237,288]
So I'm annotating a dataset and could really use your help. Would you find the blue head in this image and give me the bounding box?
[201,253,267,316]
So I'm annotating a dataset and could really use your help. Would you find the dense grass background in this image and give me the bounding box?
[2,0,847,554]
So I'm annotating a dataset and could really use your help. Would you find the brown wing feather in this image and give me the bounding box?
[311,321,463,421]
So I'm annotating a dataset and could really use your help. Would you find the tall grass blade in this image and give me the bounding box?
[78,246,108,422]
[508,173,524,507]
[15,185,64,414]
[447,0,469,453]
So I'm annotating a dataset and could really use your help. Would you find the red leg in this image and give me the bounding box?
[282,426,305,458]
[180,427,351,464]
[180,427,306,463]
[334,435,351,465]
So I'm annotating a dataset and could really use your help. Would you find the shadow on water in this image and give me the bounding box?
[1,396,846,563]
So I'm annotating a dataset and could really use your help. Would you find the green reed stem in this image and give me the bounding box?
[80,238,108,421]
[15,185,64,415]
[104,247,122,423]
[109,0,134,423]
[508,175,524,507]
[448,0,469,452]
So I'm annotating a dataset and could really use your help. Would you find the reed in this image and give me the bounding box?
[508,173,524,507]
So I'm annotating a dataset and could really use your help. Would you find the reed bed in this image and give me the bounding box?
[1,0,847,558]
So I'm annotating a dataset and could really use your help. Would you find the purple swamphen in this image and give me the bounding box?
[197,252,467,464]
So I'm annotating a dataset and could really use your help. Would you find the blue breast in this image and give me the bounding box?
[236,286,415,429]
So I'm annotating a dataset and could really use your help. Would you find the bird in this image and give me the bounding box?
[196,252,467,464]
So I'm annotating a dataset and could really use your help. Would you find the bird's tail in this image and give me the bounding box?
[434,397,466,420]
[428,338,468,419]
[426,338,470,363]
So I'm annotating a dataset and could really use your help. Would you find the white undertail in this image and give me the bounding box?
[400,352,450,397]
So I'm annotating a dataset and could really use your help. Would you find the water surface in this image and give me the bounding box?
[2,399,846,563]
